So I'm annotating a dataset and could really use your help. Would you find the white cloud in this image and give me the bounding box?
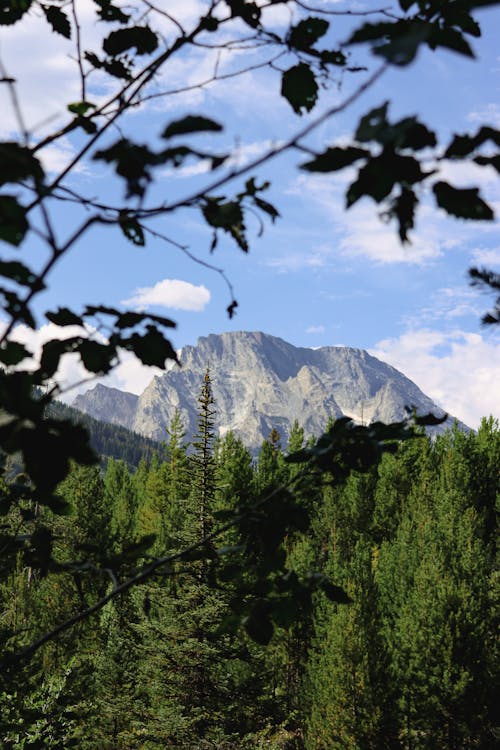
[470,247,500,266]
[371,328,500,429]
[306,325,325,334]
[122,278,211,311]
[1,319,173,402]
[467,103,500,128]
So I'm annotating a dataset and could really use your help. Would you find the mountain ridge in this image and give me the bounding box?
[72,331,466,451]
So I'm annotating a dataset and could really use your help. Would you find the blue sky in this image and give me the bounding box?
[0,1,499,428]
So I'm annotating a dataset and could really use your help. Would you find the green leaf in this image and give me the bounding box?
[46,307,84,326]
[119,213,145,246]
[93,139,159,197]
[0,196,29,246]
[202,198,248,251]
[67,101,96,116]
[0,142,44,186]
[281,63,318,115]
[0,0,32,25]
[0,341,31,366]
[42,5,71,38]
[433,181,494,220]
[103,25,158,56]
[301,146,369,172]
[162,115,223,139]
[288,17,329,51]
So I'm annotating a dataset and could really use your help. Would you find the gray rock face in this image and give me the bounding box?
[73,331,465,452]
[73,383,138,430]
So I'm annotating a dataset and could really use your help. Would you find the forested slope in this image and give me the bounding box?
[2,405,497,749]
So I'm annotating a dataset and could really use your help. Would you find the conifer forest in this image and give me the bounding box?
[1,371,498,749]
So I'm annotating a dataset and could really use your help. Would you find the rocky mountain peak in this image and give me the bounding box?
[73,331,465,452]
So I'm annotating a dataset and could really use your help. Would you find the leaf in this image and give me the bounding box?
[2,290,36,328]
[202,199,248,251]
[433,181,494,220]
[445,126,500,158]
[0,341,31,366]
[129,327,179,368]
[103,25,158,56]
[386,187,418,243]
[227,299,238,319]
[321,581,352,604]
[0,260,40,288]
[67,101,96,116]
[40,338,80,378]
[45,307,84,326]
[42,5,71,38]
[288,16,329,51]
[0,142,44,186]
[253,196,279,222]
[281,63,318,115]
[243,600,273,645]
[0,197,29,250]
[119,213,145,246]
[93,139,159,197]
[93,0,130,22]
[301,146,369,172]
[355,102,389,143]
[0,0,32,25]
[347,152,427,207]
[79,340,116,373]
[428,26,474,58]
[226,0,261,28]
[474,154,500,173]
[162,115,223,139]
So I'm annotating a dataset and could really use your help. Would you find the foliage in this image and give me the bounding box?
[0,0,499,717]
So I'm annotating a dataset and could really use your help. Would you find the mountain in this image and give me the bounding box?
[72,331,465,452]
[48,399,163,469]
[73,383,138,430]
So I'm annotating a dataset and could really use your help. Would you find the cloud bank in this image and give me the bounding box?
[122,278,211,311]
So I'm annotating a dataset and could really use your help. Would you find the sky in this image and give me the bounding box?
[0,0,499,429]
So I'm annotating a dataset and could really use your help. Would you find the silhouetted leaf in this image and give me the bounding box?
[162,115,223,139]
[0,195,29,246]
[428,26,474,57]
[355,102,389,142]
[243,600,273,644]
[0,341,31,366]
[119,213,145,246]
[226,0,261,28]
[103,25,158,56]
[321,581,352,604]
[384,186,418,242]
[281,63,318,115]
[0,142,44,185]
[301,146,369,172]
[46,307,84,326]
[288,17,329,50]
[474,154,500,173]
[433,181,494,220]
[445,126,500,158]
[79,340,116,373]
[129,327,178,367]
[2,290,36,328]
[202,198,248,251]
[93,0,130,22]
[42,5,71,38]
[0,0,32,25]
[0,260,39,289]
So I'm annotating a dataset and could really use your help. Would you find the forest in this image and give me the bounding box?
[1,372,498,749]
